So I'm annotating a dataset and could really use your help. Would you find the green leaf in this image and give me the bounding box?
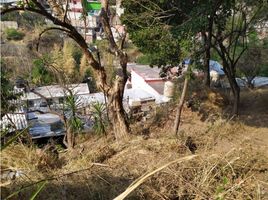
[1,128,28,151]
[223,176,228,185]
[29,181,47,200]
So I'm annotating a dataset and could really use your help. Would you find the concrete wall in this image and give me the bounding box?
[1,21,18,30]
[131,71,163,103]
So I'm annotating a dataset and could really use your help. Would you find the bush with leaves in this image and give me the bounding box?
[91,102,108,135]
[32,58,54,86]
[0,61,21,118]
[4,28,25,41]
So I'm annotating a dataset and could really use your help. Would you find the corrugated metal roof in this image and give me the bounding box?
[0,107,27,132]
[21,84,90,100]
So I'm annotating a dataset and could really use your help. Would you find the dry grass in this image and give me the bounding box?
[1,89,268,199]
[1,143,41,174]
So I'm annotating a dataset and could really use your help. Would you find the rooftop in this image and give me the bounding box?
[124,88,155,101]
[127,63,162,80]
[147,81,165,95]
[0,107,27,132]
[22,83,90,100]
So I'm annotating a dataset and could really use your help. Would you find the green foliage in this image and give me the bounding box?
[91,102,107,135]
[136,54,151,65]
[5,180,47,200]
[4,28,25,41]
[237,33,268,84]
[29,181,47,200]
[32,58,54,86]
[63,40,83,69]
[122,0,190,67]
[127,27,181,67]
[65,94,83,132]
[73,48,83,68]
[1,11,45,29]
[84,68,97,92]
[237,47,264,87]
[260,65,268,77]
[0,61,20,118]
[259,38,268,77]
[215,176,229,200]
[0,128,28,151]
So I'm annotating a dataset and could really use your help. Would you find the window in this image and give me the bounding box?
[28,100,34,107]
[40,101,47,107]
[47,99,53,105]
[51,121,64,131]
[59,97,65,104]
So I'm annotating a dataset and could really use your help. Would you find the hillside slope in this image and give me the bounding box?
[1,88,268,199]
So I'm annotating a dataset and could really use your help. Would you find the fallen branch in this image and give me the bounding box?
[114,154,198,200]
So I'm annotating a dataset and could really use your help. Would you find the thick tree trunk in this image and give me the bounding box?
[174,76,189,136]
[107,76,130,140]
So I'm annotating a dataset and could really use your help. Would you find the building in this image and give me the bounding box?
[0,107,27,132]
[67,0,102,42]
[21,83,90,111]
[28,112,65,139]
[127,63,172,104]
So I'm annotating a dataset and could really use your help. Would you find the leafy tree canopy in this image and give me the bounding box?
[32,57,54,86]
[122,0,267,68]
[0,60,20,118]
[121,0,196,67]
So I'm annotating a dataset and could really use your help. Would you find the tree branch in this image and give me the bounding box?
[36,27,71,51]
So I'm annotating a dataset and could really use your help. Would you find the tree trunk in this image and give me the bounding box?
[107,76,130,140]
[174,76,189,136]
[224,63,240,116]
[202,32,211,87]
[205,49,211,87]
[63,126,74,149]
[229,76,240,115]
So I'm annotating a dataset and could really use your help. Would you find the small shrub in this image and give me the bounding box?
[259,64,268,77]
[5,28,25,41]
[91,102,108,135]
[136,54,151,65]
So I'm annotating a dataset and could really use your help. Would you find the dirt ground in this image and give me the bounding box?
[1,88,268,200]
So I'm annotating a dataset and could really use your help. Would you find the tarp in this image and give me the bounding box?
[236,76,268,88]
[183,59,225,75]
[209,60,225,75]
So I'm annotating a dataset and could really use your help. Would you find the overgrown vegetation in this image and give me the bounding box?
[91,102,108,135]
[1,0,268,199]
[0,61,20,118]
[4,28,25,41]
[1,11,45,30]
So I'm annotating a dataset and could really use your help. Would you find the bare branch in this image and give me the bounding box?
[36,27,71,51]
[120,31,127,50]
[63,0,70,22]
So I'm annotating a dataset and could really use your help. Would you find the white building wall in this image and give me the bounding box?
[131,71,164,103]
[68,12,99,28]
[69,2,83,9]
[68,11,83,19]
